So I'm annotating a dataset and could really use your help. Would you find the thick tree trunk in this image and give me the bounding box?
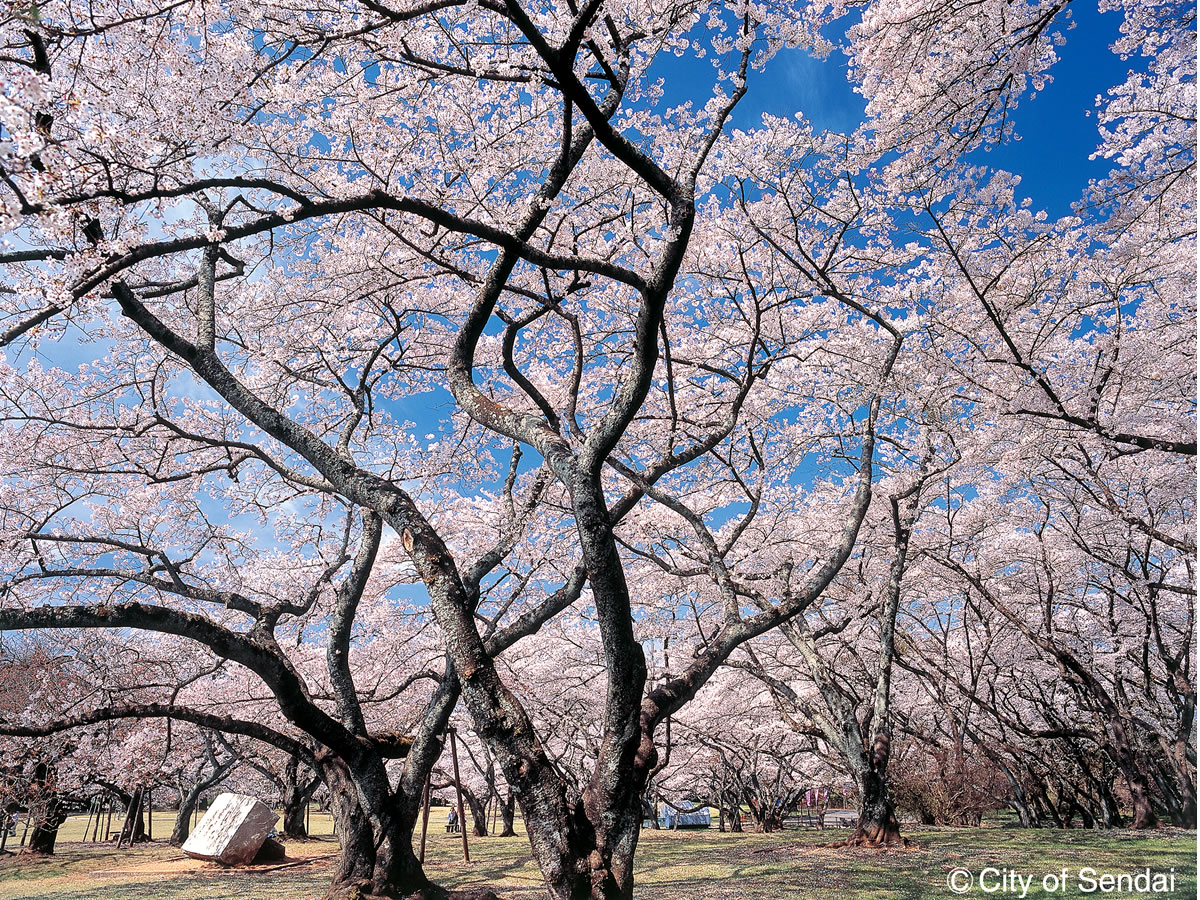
[1006,794,1038,829]
[845,734,904,847]
[327,796,376,891]
[24,762,65,855]
[91,780,147,844]
[1036,784,1066,828]
[997,759,1039,828]
[745,798,783,833]
[1098,780,1122,829]
[25,797,63,855]
[727,798,743,832]
[170,784,202,846]
[1074,796,1095,829]
[853,770,902,845]
[320,755,432,900]
[1105,723,1158,829]
[117,791,148,844]
[1126,782,1158,829]
[498,790,516,837]
[524,793,645,900]
[440,531,655,898]
[282,797,308,840]
[281,757,318,840]
[461,789,488,837]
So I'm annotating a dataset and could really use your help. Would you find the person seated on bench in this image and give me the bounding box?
[446,807,459,833]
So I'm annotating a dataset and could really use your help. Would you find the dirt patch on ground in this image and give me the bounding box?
[88,842,338,878]
[0,839,339,899]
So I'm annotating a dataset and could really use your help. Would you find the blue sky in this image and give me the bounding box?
[648,1,1133,219]
[8,2,1156,621]
[22,3,1140,506]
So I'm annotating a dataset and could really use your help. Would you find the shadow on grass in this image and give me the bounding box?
[0,825,1193,899]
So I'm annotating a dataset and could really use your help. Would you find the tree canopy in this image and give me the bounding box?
[0,0,1193,897]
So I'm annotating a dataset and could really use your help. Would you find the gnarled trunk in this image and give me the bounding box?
[25,796,63,855]
[854,772,902,845]
[1104,722,1158,829]
[125,805,148,844]
[170,783,203,846]
[461,787,488,837]
[848,734,904,847]
[745,798,784,833]
[498,789,516,837]
[281,757,319,839]
[522,789,645,900]
[283,796,308,840]
[320,755,429,900]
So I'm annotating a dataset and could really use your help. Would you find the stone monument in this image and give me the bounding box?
[181,793,279,865]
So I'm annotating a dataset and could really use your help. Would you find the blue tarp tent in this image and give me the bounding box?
[658,803,711,828]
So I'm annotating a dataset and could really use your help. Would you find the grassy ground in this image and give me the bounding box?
[0,817,1191,899]
[42,808,340,843]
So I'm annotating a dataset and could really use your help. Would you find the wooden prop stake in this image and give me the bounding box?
[92,797,106,842]
[418,774,432,864]
[117,785,144,849]
[449,728,469,863]
[81,797,95,846]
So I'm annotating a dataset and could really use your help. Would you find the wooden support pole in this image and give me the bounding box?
[92,797,106,842]
[117,786,143,849]
[448,728,469,863]
[146,789,152,841]
[104,795,114,842]
[82,798,95,846]
[19,812,29,847]
[116,791,130,848]
[134,785,145,844]
[130,786,145,847]
[418,774,431,864]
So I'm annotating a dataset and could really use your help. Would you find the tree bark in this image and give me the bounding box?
[24,797,63,855]
[498,790,517,837]
[170,783,203,846]
[997,761,1039,828]
[461,788,488,838]
[90,781,148,845]
[849,734,904,846]
[281,756,319,839]
[1103,725,1158,828]
[283,795,309,840]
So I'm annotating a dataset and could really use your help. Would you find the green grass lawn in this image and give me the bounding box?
[41,807,340,843]
[0,818,1191,899]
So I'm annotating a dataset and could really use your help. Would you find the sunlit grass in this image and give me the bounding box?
[0,811,1192,899]
[45,807,339,843]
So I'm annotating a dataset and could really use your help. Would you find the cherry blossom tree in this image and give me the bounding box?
[0,0,1193,897]
[0,0,902,894]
